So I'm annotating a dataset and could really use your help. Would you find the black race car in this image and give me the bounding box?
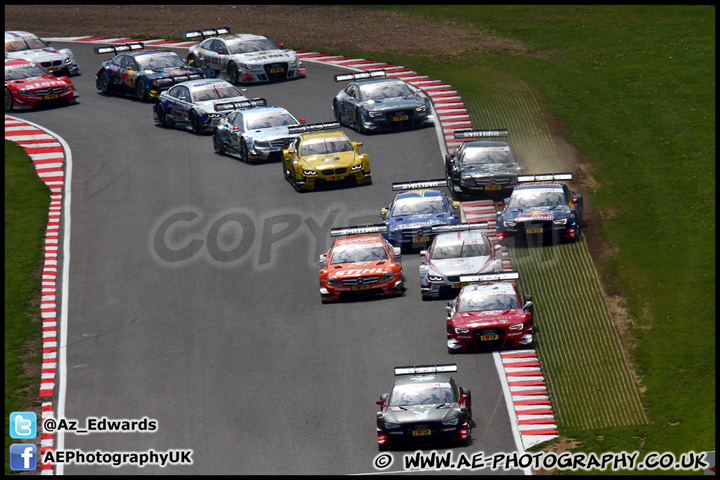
[446,129,524,199]
[376,364,471,450]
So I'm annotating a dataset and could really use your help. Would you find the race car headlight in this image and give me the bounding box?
[428,275,444,282]
[243,63,262,70]
[63,85,72,94]
[454,327,469,334]
[503,221,516,227]
[384,422,401,429]
[387,228,401,238]
[19,89,31,96]
[553,218,567,225]
[442,417,459,426]
[351,164,363,171]
[302,169,317,176]
[327,277,342,286]
[379,272,394,283]
[154,78,173,86]
[207,112,222,118]
[254,140,269,148]
[368,111,384,117]
[508,324,524,331]
[415,105,426,112]
[63,57,72,65]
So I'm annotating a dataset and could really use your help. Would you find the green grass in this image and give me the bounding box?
[4,140,48,475]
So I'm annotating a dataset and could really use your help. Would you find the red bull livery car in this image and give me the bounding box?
[5,59,77,112]
[445,272,535,353]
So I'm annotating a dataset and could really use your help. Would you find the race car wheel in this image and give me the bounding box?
[355,110,366,134]
[156,103,167,127]
[240,138,249,162]
[136,79,148,101]
[333,100,342,124]
[228,62,240,84]
[291,170,304,193]
[190,110,201,134]
[5,88,14,112]
[98,69,112,94]
[213,131,225,155]
[282,160,291,180]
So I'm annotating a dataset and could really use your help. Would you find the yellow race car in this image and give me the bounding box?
[282,122,372,192]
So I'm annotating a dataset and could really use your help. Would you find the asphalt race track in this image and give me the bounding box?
[12,42,524,475]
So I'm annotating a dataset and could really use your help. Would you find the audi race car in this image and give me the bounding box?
[419,223,506,300]
[183,27,305,84]
[446,129,524,199]
[5,59,77,112]
[445,272,535,353]
[380,180,462,250]
[496,173,584,243]
[95,43,205,101]
[376,364,472,450]
[319,230,404,303]
[333,70,434,134]
[5,31,80,76]
[213,99,303,162]
[282,122,372,191]
[154,79,254,134]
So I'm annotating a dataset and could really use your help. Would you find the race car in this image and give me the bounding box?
[445,272,534,353]
[418,223,506,300]
[5,58,77,112]
[95,43,205,101]
[446,129,524,199]
[5,31,80,76]
[380,180,462,250]
[495,173,584,243]
[213,99,303,162]
[318,231,404,303]
[376,364,471,450]
[282,122,372,191]
[333,69,434,134]
[183,27,305,84]
[153,79,255,134]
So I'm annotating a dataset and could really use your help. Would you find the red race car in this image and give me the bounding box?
[319,233,404,303]
[5,58,77,112]
[445,272,535,352]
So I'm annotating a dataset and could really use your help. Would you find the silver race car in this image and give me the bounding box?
[182,27,305,84]
[213,99,304,162]
[5,31,80,76]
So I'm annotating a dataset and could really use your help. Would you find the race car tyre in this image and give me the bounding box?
[333,100,342,124]
[156,103,167,127]
[190,110,201,134]
[98,69,112,94]
[5,88,14,112]
[282,161,291,180]
[240,138,249,162]
[291,170,304,193]
[136,79,148,101]
[355,110,366,134]
[213,131,225,155]
[228,62,240,84]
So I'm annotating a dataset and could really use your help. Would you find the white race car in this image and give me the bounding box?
[5,31,80,76]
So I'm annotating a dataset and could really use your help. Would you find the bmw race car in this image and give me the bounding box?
[5,31,80,76]
[333,70,434,134]
[496,173,584,243]
[419,223,506,300]
[95,43,205,101]
[446,129,524,199]
[213,99,303,162]
[376,364,472,450]
[5,59,77,112]
[154,79,254,134]
[183,27,305,84]
[282,122,372,191]
[319,231,404,303]
[445,272,535,353]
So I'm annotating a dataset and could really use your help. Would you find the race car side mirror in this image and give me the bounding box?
[571,194,579,205]
[393,247,401,259]
[187,59,195,66]
[355,142,363,147]
[419,250,427,263]
[380,208,388,220]
[523,299,533,312]
[278,43,284,49]
[458,394,469,406]
[318,253,327,266]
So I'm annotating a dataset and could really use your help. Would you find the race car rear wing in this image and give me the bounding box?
[454,129,509,139]
[430,222,489,233]
[287,121,341,135]
[392,179,448,191]
[329,224,387,237]
[518,173,573,183]
[334,69,387,82]
[94,43,144,55]
[458,271,520,284]
[214,98,267,112]
[395,364,458,376]
[182,27,231,40]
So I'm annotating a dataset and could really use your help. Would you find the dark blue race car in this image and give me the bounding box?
[94,43,204,101]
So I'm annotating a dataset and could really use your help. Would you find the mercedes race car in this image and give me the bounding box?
[445,272,535,353]
[446,129,524,199]
[282,122,372,191]
[376,364,472,450]
[183,27,305,84]
[333,69,434,134]
[5,31,80,76]
[419,223,506,300]
[496,174,584,243]
[213,99,303,162]
[319,231,404,303]
[153,79,254,134]
[5,59,77,112]
[95,43,205,101]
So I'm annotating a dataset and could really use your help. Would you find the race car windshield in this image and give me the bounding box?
[301,138,353,155]
[5,64,48,80]
[359,82,414,101]
[244,113,297,130]
[135,53,187,70]
[389,384,455,407]
[462,148,515,165]
[5,37,49,52]
[330,245,388,264]
[457,291,520,312]
[227,38,277,54]
[507,190,565,208]
[192,85,245,102]
[431,241,489,260]
[391,197,447,216]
